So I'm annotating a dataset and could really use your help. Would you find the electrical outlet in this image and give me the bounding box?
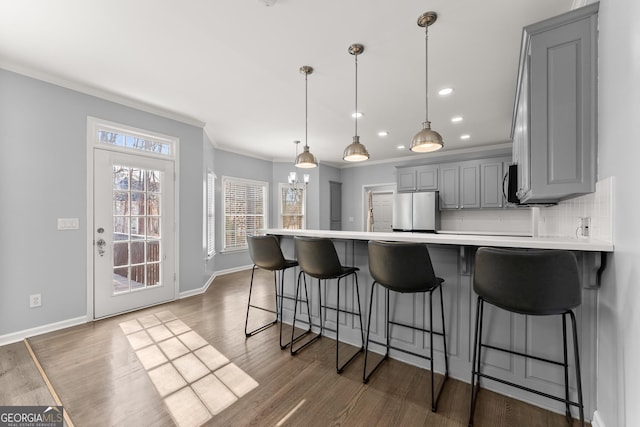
[580,217,591,237]
[29,293,42,308]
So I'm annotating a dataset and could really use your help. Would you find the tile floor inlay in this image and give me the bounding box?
[120,310,259,426]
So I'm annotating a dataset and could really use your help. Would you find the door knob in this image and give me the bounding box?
[96,238,106,257]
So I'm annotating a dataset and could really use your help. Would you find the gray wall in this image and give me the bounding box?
[340,163,397,231]
[213,149,273,272]
[0,69,211,335]
[595,0,640,425]
[319,164,342,230]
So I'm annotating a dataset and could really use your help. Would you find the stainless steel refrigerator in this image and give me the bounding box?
[392,191,440,232]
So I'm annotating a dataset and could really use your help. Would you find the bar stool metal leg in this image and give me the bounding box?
[363,286,390,383]
[469,296,485,427]
[570,311,585,427]
[245,265,278,337]
[291,271,322,355]
[336,274,364,373]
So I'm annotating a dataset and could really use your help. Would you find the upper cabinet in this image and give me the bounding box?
[397,165,438,192]
[512,3,599,203]
[397,155,511,210]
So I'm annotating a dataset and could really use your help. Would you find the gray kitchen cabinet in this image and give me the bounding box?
[480,159,504,208]
[416,165,439,191]
[512,3,598,203]
[439,160,480,209]
[397,167,417,192]
[460,161,480,209]
[396,165,439,192]
[439,164,459,209]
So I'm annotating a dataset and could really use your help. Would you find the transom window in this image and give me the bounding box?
[222,176,268,251]
[92,118,175,157]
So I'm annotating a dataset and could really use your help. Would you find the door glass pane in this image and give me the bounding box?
[111,164,164,295]
[131,241,145,264]
[131,192,145,215]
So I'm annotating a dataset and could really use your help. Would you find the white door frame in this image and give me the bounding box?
[86,117,180,320]
[362,183,396,232]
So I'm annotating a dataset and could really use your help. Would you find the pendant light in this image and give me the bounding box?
[410,12,444,153]
[295,65,318,168]
[289,141,310,188]
[343,43,370,162]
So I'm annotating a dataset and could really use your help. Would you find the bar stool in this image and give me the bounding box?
[291,236,364,373]
[469,247,584,427]
[245,235,299,349]
[364,241,449,412]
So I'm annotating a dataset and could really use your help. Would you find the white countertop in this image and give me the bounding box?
[264,229,613,252]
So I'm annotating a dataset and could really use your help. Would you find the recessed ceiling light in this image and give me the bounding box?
[397,145,405,150]
[451,116,463,123]
[352,112,363,118]
[438,87,454,96]
[460,134,471,140]
[378,131,389,137]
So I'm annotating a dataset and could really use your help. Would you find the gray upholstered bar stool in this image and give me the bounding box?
[291,236,364,373]
[364,241,449,412]
[469,247,584,427]
[246,235,298,349]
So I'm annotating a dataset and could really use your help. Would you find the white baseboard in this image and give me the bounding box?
[179,274,216,299]
[1,267,253,347]
[591,410,605,427]
[0,316,88,347]
[215,264,253,276]
[178,265,252,299]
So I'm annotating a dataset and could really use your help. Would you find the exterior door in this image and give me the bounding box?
[93,148,175,318]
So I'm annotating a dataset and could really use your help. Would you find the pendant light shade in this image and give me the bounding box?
[295,143,317,168]
[343,43,369,162]
[296,65,318,168]
[411,11,444,153]
[411,121,444,153]
[343,136,369,162]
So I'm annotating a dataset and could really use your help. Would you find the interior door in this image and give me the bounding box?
[93,148,175,318]
[371,192,393,232]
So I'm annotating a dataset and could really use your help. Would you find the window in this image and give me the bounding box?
[206,171,216,258]
[222,176,268,251]
[278,183,306,229]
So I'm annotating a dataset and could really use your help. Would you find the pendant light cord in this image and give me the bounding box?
[305,71,308,148]
[355,52,358,137]
[424,24,429,123]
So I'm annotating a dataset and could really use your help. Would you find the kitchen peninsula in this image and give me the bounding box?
[264,228,612,419]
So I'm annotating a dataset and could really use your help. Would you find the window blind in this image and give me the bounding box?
[222,176,267,251]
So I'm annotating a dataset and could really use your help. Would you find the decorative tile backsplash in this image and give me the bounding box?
[440,208,533,236]
[534,176,613,241]
[439,176,613,242]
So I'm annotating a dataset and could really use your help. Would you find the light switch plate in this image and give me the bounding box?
[57,218,79,230]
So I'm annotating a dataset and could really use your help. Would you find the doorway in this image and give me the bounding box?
[92,149,176,318]
[87,117,178,319]
[363,183,396,232]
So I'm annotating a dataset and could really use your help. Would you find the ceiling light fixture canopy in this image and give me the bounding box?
[343,43,370,162]
[410,11,444,153]
[295,65,318,168]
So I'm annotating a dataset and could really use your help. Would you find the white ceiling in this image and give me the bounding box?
[0,0,573,167]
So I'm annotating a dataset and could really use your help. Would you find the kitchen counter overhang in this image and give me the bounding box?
[263,228,613,252]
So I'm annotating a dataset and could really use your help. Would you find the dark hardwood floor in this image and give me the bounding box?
[4,269,588,426]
